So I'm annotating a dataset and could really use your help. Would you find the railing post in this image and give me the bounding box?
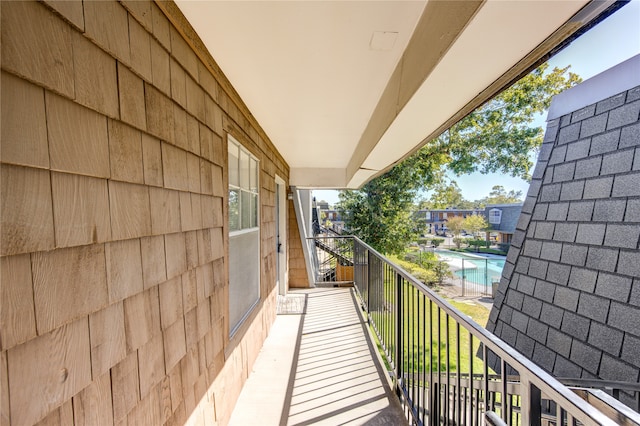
[366,249,371,315]
[461,259,466,297]
[520,377,542,426]
[395,272,403,398]
[484,259,488,294]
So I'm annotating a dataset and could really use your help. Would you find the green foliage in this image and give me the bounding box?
[430,238,444,247]
[421,183,523,210]
[339,64,580,252]
[446,216,465,237]
[468,239,490,252]
[389,250,452,287]
[426,64,581,180]
[422,181,474,209]
[432,260,453,285]
[478,185,523,205]
[403,249,437,264]
[388,255,438,285]
[463,215,488,236]
[468,239,489,248]
[338,148,448,254]
[452,236,465,249]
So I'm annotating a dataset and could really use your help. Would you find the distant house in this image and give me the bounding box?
[316,200,330,211]
[314,198,345,233]
[484,203,523,243]
[416,208,484,235]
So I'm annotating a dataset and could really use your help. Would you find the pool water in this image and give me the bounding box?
[435,250,505,287]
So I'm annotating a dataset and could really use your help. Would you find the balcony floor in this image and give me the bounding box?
[229,287,406,425]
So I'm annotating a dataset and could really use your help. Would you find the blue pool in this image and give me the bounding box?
[435,250,505,287]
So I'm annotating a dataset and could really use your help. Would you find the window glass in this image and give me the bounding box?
[241,191,252,229]
[229,137,259,232]
[228,141,239,187]
[251,193,258,228]
[239,150,249,190]
[229,189,240,231]
[228,135,260,335]
[250,157,258,193]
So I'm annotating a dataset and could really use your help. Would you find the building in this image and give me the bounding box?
[315,200,330,211]
[488,55,640,406]
[416,208,483,235]
[484,203,524,243]
[0,1,630,424]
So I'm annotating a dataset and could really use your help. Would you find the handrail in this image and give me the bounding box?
[570,388,640,426]
[340,235,626,425]
[308,235,355,283]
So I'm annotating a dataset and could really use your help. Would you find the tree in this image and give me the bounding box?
[445,216,466,248]
[430,238,444,248]
[423,64,581,180]
[479,185,523,205]
[422,181,474,209]
[463,215,488,237]
[339,64,580,252]
[446,216,465,237]
[432,260,453,286]
[338,139,450,254]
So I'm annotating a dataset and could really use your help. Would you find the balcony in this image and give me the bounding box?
[229,287,406,425]
[230,235,640,425]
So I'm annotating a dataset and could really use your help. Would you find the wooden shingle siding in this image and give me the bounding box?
[0,1,289,424]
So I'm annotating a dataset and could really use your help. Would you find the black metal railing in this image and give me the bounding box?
[310,235,640,425]
[312,236,354,283]
[437,255,503,298]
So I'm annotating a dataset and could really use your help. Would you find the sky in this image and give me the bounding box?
[314,0,640,206]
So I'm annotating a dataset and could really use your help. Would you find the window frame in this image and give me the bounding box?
[228,135,261,337]
[228,137,260,234]
[489,208,502,225]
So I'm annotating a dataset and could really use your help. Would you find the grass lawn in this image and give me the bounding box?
[368,280,493,376]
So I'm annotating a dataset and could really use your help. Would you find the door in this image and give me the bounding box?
[275,176,287,295]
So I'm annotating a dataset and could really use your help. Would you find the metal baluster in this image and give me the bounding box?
[483,344,489,420]
[409,280,415,420]
[485,259,488,297]
[469,334,474,426]
[520,377,542,426]
[445,313,450,425]
[456,323,461,426]
[386,262,390,365]
[462,259,465,297]
[396,272,403,403]
[501,359,508,424]
[367,250,371,312]
[429,301,435,426]
[437,306,442,425]
[421,293,426,425]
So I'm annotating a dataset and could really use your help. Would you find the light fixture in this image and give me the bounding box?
[370,31,398,51]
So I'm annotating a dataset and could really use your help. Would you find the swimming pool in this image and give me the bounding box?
[435,250,505,288]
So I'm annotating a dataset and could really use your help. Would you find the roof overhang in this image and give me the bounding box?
[169,0,620,189]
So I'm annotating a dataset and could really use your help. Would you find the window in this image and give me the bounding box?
[489,208,502,225]
[228,139,258,231]
[228,136,260,335]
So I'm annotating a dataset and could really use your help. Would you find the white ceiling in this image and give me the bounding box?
[175,0,615,189]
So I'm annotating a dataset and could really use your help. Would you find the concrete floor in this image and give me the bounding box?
[229,287,406,426]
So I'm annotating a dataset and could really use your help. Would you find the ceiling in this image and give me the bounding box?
[175,0,617,189]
